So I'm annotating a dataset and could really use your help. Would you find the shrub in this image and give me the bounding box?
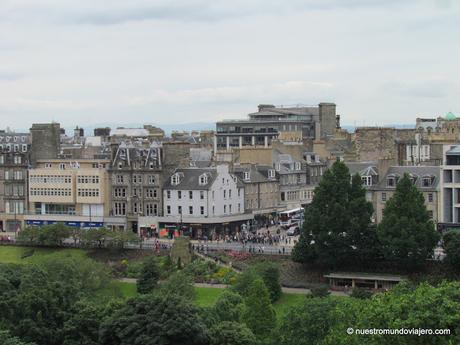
[350,287,373,299]
[310,286,330,298]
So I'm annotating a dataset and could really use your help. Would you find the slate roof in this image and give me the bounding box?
[373,166,440,190]
[163,167,244,190]
[346,161,378,176]
[233,165,278,183]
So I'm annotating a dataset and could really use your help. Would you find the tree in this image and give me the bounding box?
[443,232,460,270]
[213,290,244,323]
[0,330,36,345]
[62,300,105,345]
[99,294,209,345]
[241,278,276,341]
[232,268,259,298]
[377,173,440,268]
[37,224,72,246]
[136,256,160,294]
[348,173,380,265]
[209,321,258,345]
[253,262,282,303]
[81,227,110,248]
[292,161,372,267]
[279,297,339,345]
[157,271,196,300]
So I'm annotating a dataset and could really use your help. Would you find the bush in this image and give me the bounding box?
[310,286,330,298]
[254,262,282,302]
[137,256,160,294]
[350,288,373,299]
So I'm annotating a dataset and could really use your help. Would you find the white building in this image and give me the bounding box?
[138,165,253,239]
[440,145,460,225]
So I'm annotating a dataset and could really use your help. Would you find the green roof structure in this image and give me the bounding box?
[445,111,456,121]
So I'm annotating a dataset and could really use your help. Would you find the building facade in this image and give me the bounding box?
[0,132,31,232]
[109,142,163,232]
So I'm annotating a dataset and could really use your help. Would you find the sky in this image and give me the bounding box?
[0,0,459,130]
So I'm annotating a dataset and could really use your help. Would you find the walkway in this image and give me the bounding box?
[118,278,348,296]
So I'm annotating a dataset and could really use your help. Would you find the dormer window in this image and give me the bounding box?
[361,175,372,186]
[275,163,281,172]
[199,173,208,185]
[268,169,275,179]
[295,162,301,171]
[118,162,123,169]
[244,172,250,181]
[171,173,181,186]
[387,175,397,187]
[422,176,432,187]
[409,175,417,184]
[306,155,312,163]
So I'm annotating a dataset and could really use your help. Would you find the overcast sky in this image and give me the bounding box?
[0,0,458,130]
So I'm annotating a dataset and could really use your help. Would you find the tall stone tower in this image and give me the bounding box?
[318,103,337,139]
[29,123,61,166]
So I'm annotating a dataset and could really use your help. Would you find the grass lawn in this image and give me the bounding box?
[0,245,87,264]
[195,287,225,307]
[273,293,306,320]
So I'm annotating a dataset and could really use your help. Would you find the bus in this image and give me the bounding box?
[279,207,304,228]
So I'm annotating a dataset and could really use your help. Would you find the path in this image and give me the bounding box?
[117,278,348,296]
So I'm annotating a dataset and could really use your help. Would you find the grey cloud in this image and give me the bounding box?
[380,80,454,99]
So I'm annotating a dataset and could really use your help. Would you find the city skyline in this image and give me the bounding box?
[0,0,459,129]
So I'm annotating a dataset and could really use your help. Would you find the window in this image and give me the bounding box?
[224,205,227,213]
[114,188,126,197]
[189,206,193,215]
[178,206,182,214]
[133,202,140,214]
[171,173,180,185]
[381,193,387,202]
[223,190,226,198]
[178,191,182,199]
[229,204,232,213]
[146,203,157,216]
[200,191,204,200]
[361,176,372,186]
[238,203,241,212]
[148,175,155,185]
[116,175,124,184]
[268,169,275,178]
[146,188,156,198]
[200,206,204,215]
[114,202,126,216]
[387,177,395,187]
[189,191,193,199]
[14,156,22,164]
[295,162,301,170]
[167,205,171,214]
[238,189,241,197]
[422,177,431,187]
[428,193,433,203]
[244,172,250,181]
[167,190,171,199]
[199,174,208,185]
[59,163,66,170]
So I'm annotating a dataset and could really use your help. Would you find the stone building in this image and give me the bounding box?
[29,123,61,166]
[109,141,163,232]
[138,165,252,239]
[371,166,440,223]
[25,158,126,229]
[233,164,280,215]
[0,131,31,232]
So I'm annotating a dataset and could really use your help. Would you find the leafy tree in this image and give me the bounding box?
[137,256,160,294]
[62,300,105,345]
[310,286,330,298]
[293,161,371,267]
[37,224,72,246]
[350,287,373,299]
[17,227,40,245]
[348,173,380,265]
[279,297,339,345]
[107,229,139,249]
[213,290,244,323]
[232,268,259,297]
[99,294,209,345]
[81,227,110,248]
[325,281,460,345]
[157,271,196,300]
[209,321,258,345]
[241,278,276,342]
[0,330,36,345]
[443,232,460,270]
[253,262,282,302]
[377,173,440,268]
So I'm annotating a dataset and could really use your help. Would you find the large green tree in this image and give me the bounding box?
[377,173,440,268]
[292,161,375,267]
[99,294,209,345]
[209,321,258,345]
[136,256,160,294]
[241,278,276,342]
[443,232,460,270]
[0,330,36,345]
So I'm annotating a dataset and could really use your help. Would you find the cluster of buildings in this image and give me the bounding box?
[1,103,460,238]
